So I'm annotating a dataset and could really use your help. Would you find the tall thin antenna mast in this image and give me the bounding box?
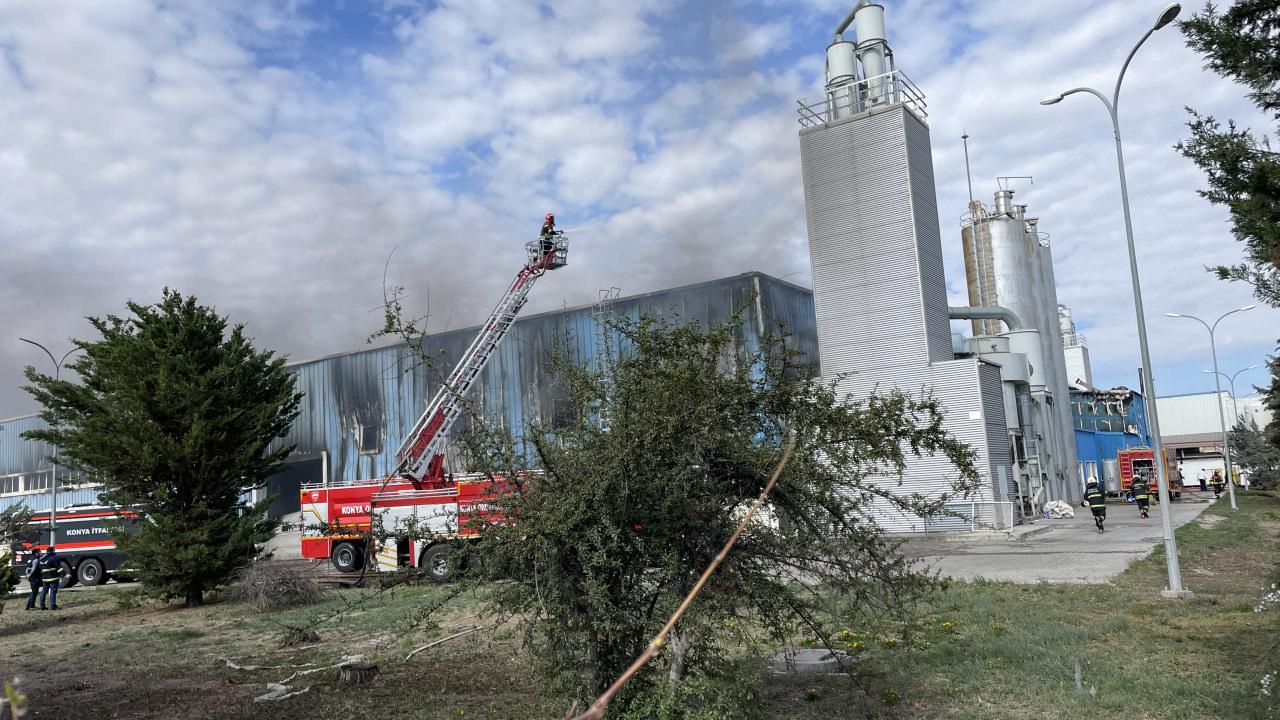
[962,132,977,216]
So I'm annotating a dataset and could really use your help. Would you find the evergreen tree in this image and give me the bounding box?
[460,315,980,713]
[1230,417,1280,489]
[23,290,301,606]
[1258,346,1280,445]
[1181,2,1280,448]
[1179,1,1280,303]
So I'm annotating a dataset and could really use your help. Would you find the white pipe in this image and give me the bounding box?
[948,305,1023,331]
[833,0,872,39]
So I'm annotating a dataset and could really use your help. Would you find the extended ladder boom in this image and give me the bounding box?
[394,234,568,485]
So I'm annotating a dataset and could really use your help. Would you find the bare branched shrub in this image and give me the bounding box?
[233,562,327,613]
[281,627,322,647]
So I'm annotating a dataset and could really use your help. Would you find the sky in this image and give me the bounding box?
[0,0,1275,420]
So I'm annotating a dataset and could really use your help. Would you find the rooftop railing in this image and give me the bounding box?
[797,69,927,128]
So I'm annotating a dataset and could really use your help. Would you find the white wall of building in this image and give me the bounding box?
[1064,346,1092,390]
[1156,392,1270,439]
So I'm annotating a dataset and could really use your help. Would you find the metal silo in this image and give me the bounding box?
[959,189,1079,503]
[1029,223,1081,500]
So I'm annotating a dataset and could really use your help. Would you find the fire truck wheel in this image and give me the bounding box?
[332,542,364,573]
[59,560,77,589]
[77,558,105,586]
[419,544,457,583]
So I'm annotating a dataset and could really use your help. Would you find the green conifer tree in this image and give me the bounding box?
[23,290,301,606]
[1180,1,1280,446]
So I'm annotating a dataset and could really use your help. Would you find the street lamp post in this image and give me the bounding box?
[19,338,83,530]
[1203,364,1259,427]
[1041,3,1189,597]
[1168,306,1255,509]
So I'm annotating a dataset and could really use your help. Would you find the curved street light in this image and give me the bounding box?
[19,338,84,530]
[1040,3,1187,597]
[1167,305,1255,510]
[1202,364,1260,427]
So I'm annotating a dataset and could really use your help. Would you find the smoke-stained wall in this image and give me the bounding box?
[0,272,818,512]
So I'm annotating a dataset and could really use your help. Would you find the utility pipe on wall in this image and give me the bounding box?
[948,305,1023,330]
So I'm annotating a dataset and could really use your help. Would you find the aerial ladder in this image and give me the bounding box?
[393,230,569,487]
[298,227,568,576]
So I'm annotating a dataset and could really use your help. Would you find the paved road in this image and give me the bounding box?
[903,494,1217,584]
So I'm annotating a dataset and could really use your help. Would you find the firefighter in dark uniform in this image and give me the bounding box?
[1131,474,1151,519]
[1084,479,1107,533]
[37,546,61,610]
[24,551,42,611]
[1211,469,1225,499]
[539,212,556,259]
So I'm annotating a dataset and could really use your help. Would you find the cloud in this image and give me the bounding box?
[0,0,1275,423]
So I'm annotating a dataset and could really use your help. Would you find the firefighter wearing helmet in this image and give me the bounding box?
[539,212,557,259]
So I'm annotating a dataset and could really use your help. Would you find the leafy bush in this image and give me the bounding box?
[614,659,765,720]
[459,313,978,711]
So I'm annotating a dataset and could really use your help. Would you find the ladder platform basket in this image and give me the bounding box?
[525,235,569,270]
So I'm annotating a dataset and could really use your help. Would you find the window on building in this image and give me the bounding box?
[1011,434,1026,465]
[25,473,50,491]
[0,475,20,495]
[357,422,382,456]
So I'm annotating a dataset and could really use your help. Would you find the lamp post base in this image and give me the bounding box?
[1160,588,1194,600]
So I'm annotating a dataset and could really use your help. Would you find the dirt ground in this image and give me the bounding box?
[1,492,1276,719]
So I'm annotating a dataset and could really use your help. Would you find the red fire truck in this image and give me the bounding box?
[1118,447,1181,499]
[300,231,568,580]
[10,505,142,587]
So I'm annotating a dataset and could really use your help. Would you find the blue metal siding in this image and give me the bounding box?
[1075,430,1146,468]
[0,415,54,476]
[281,272,818,483]
[1071,387,1150,471]
[0,273,820,504]
[0,487,104,513]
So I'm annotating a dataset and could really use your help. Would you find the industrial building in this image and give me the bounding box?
[0,272,817,517]
[795,2,1080,530]
[1157,390,1271,480]
[1072,386,1150,487]
[2,5,1099,537]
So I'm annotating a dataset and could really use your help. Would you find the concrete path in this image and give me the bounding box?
[902,494,1218,584]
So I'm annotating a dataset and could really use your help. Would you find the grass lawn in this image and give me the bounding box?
[1,492,1277,719]
[777,491,1280,720]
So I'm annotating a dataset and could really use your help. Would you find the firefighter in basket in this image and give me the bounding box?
[539,212,557,259]
[1130,472,1151,519]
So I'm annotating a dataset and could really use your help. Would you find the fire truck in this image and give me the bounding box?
[10,505,142,587]
[1118,447,1181,499]
[300,230,568,580]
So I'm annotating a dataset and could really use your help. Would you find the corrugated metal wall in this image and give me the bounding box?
[1075,430,1145,472]
[904,110,955,364]
[0,415,103,513]
[799,103,1009,532]
[801,107,949,376]
[0,415,54,477]
[832,358,1013,532]
[281,271,818,484]
[0,272,819,511]
[1154,392,1244,440]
